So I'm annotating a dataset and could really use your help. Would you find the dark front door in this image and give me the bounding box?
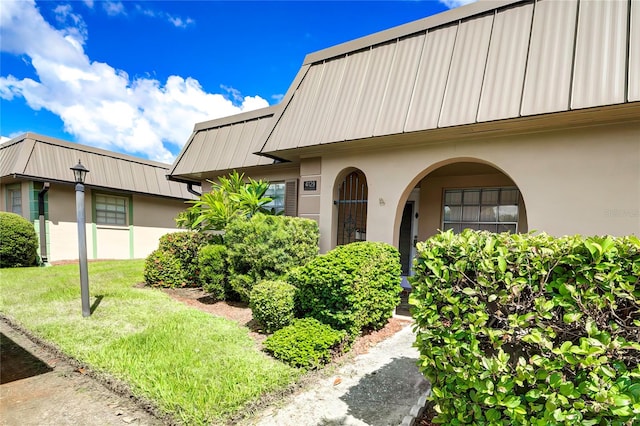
[399,201,414,276]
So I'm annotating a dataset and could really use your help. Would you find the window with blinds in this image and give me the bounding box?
[95,194,127,226]
[443,187,519,233]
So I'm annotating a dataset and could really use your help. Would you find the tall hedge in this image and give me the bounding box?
[291,241,402,336]
[411,230,640,425]
[0,212,39,268]
[224,213,319,302]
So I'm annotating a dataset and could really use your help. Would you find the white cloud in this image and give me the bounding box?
[102,1,125,17]
[0,0,268,162]
[439,0,477,9]
[0,136,11,143]
[134,4,195,28]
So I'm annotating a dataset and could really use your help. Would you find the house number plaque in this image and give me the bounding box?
[303,180,317,191]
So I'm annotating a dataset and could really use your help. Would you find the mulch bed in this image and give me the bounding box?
[156,285,413,356]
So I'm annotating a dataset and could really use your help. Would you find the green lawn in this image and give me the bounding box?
[0,260,299,425]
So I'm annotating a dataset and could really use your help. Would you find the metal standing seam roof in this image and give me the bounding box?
[259,0,639,155]
[0,133,195,200]
[169,106,278,181]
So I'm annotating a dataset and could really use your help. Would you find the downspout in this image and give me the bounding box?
[187,182,201,197]
[38,182,50,265]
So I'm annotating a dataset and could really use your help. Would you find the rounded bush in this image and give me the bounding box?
[263,318,347,369]
[198,244,227,300]
[143,249,184,287]
[291,241,402,336]
[249,280,297,333]
[225,214,319,302]
[157,231,214,286]
[0,212,39,268]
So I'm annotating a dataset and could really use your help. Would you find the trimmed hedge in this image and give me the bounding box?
[291,241,402,337]
[0,212,39,268]
[198,244,227,300]
[143,231,215,288]
[250,280,297,333]
[263,318,347,369]
[225,214,319,302]
[411,230,640,425]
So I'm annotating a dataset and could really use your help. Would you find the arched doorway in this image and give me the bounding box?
[395,160,528,301]
[335,169,368,246]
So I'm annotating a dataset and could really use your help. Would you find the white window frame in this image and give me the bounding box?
[264,182,286,215]
[95,194,128,226]
[442,187,519,233]
[6,184,22,216]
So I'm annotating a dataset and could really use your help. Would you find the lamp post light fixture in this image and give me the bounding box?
[71,160,91,317]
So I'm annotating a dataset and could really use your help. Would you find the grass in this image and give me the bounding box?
[0,260,300,425]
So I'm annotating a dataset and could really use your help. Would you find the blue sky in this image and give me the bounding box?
[1,0,473,163]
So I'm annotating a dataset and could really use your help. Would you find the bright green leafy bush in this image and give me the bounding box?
[291,241,402,337]
[143,249,184,287]
[263,318,347,369]
[225,213,319,302]
[250,280,297,333]
[0,212,39,268]
[198,244,227,300]
[411,229,640,425]
[143,231,215,287]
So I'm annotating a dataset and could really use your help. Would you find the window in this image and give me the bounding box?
[443,187,519,233]
[95,194,128,226]
[6,185,22,215]
[263,183,285,215]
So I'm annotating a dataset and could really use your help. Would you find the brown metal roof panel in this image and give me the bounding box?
[184,130,210,175]
[438,13,494,128]
[521,0,577,116]
[141,165,161,195]
[216,122,245,171]
[571,0,628,109]
[231,119,260,168]
[631,0,640,102]
[285,64,327,149]
[477,2,533,122]
[346,41,397,140]
[100,156,125,189]
[323,50,372,144]
[194,129,223,174]
[298,57,348,147]
[404,24,458,132]
[117,160,136,191]
[373,33,425,137]
[254,118,277,166]
[269,66,323,151]
[0,140,24,177]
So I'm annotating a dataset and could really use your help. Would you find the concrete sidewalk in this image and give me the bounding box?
[248,324,430,426]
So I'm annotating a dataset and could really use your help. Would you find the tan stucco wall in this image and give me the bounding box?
[317,121,640,252]
[0,183,190,262]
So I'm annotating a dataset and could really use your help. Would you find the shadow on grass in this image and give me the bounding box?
[90,294,104,315]
[0,333,53,384]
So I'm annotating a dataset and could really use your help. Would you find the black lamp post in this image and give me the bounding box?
[71,160,91,317]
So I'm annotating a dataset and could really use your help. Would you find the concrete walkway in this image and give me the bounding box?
[247,324,430,426]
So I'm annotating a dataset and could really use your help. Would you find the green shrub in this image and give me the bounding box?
[197,244,227,300]
[0,212,39,268]
[291,241,402,336]
[411,229,640,425]
[225,213,319,302]
[250,280,297,333]
[143,231,216,288]
[143,249,184,287]
[263,318,347,369]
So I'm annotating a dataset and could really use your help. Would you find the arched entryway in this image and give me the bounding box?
[395,160,528,311]
[334,169,368,246]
